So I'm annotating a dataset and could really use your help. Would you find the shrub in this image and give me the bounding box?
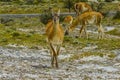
[105,0,114,2]
[11,32,20,37]
[40,9,52,24]
[106,28,120,36]
[113,11,120,19]
[0,0,11,2]
[64,0,74,12]
[40,9,66,24]
[0,18,14,24]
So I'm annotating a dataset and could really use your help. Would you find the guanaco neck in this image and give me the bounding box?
[53,20,60,33]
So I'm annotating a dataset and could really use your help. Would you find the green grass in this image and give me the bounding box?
[87,38,120,50]
[0,17,46,48]
[0,16,120,50]
[0,23,46,49]
[106,28,120,36]
[1,23,120,50]
[65,51,116,61]
[0,2,118,14]
[101,3,118,12]
[0,17,44,29]
[64,37,120,50]
[0,2,64,14]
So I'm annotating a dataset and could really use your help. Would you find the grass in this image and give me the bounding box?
[64,36,120,50]
[0,2,64,14]
[106,28,120,36]
[0,17,44,29]
[0,15,119,50]
[0,17,46,48]
[0,2,118,14]
[61,34,120,62]
[101,2,118,12]
[0,26,46,48]
[0,5,43,14]
[1,22,120,50]
[62,51,116,61]
[87,38,120,50]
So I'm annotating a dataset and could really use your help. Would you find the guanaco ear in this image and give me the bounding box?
[57,9,60,16]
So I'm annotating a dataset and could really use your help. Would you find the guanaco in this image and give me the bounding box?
[45,9,64,68]
[63,15,73,32]
[74,2,92,16]
[65,11,104,39]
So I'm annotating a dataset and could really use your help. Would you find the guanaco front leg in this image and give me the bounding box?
[79,25,84,38]
[49,43,61,68]
[49,43,55,67]
[79,25,88,39]
[97,24,104,39]
[54,54,58,68]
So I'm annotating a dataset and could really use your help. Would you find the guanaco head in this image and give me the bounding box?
[65,17,79,36]
[51,9,60,24]
[63,15,73,24]
[63,15,73,35]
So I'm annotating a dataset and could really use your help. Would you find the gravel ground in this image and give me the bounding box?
[0,46,120,80]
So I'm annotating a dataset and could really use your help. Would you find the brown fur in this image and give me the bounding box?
[45,9,64,68]
[63,15,73,32]
[64,15,73,24]
[66,11,104,39]
[74,2,92,16]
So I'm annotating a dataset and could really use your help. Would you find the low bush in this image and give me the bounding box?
[40,12,52,24]
[11,32,20,37]
[113,11,120,19]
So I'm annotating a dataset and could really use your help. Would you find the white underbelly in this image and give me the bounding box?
[87,17,96,24]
